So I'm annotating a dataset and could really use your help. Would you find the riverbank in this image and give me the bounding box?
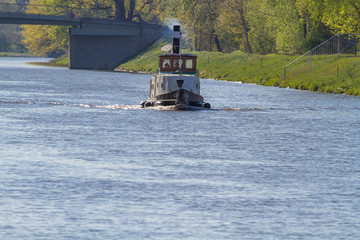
[0,52,36,57]
[116,45,360,96]
[21,47,360,96]
[26,54,68,67]
[0,52,67,67]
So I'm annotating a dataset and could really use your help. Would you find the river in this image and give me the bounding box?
[1,57,360,239]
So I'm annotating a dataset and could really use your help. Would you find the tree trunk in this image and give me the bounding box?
[213,33,222,52]
[303,22,307,39]
[243,27,252,54]
[239,6,252,53]
[195,37,198,51]
[114,0,126,21]
[127,0,136,21]
[236,0,252,54]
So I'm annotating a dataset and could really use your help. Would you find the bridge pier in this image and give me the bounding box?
[68,21,167,70]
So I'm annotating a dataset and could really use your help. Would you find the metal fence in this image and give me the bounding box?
[284,34,360,81]
[0,2,114,19]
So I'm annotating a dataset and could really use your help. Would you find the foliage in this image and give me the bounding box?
[22,0,71,55]
[275,0,305,54]
[19,0,360,55]
[0,24,26,52]
[316,0,360,34]
[247,0,277,54]
[0,0,27,52]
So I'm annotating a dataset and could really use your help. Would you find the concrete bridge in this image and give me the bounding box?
[0,9,168,70]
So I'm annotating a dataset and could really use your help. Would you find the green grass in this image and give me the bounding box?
[28,54,69,67]
[280,57,360,95]
[117,47,294,84]
[116,47,164,73]
[195,51,292,86]
[0,52,33,57]
[48,54,68,67]
[117,44,360,96]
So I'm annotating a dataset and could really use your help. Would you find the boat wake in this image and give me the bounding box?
[1,99,273,111]
[218,107,272,111]
[72,103,142,110]
[0,100,35,105]
[141,106,272,111]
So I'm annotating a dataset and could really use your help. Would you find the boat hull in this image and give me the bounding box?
[141,89,210,110]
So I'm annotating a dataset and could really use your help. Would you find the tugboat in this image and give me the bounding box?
[140,25,210,110]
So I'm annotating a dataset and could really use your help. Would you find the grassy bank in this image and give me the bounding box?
[47,54,68,67]
[27,54,68,67]
[0,52,69,67]
[117,45,360,96]
[0,52,34,57]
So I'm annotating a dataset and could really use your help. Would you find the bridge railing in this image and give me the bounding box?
[0,2,114,20]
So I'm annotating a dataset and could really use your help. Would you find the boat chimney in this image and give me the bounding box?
[172,25,181,54]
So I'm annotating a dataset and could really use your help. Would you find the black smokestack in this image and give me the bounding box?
[173,25,181,54]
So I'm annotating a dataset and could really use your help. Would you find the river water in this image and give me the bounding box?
[1,57,360,239]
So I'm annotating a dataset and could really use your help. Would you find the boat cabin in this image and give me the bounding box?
[159,54,197,74]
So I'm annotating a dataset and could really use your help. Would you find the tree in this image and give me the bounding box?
[247,0,277,54]
[220,0,252,53]
[0,0,27,52]
[296,0,332,50]
[322,0,359,34]
[22,0,70,55]
[275,0,305,54]
[114,0,126,20]
[113,0,166,23]
[127,0,136,20]
[177,0,221,52]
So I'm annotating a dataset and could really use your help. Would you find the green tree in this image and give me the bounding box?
[247,0,277,54]
[275,0,305,54]
[322,0,359,34]
[219,0,252,53]
[0,0,27,52]
[23,0,71,55]
[177,0,221,52]
[23,0,111,55]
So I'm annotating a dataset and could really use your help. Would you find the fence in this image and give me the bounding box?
[0,2,114,19]
[284,34,360,81]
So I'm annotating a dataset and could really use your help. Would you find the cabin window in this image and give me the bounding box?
[186,59,193,69]
[173,59,183,69]
[162,59,170,68]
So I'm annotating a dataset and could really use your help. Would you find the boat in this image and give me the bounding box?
[140,25,211,110]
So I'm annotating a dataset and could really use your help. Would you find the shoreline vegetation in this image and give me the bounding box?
[0,52,37,57]
[116,44,360,96]
[2,46,359,96]
[27,54,68,67]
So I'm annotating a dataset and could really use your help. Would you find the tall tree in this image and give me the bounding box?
[322,0,359,34]
[275,0,305,54]
[218,0,252,53]
[178,0,221,51]
[247,0,277,54]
